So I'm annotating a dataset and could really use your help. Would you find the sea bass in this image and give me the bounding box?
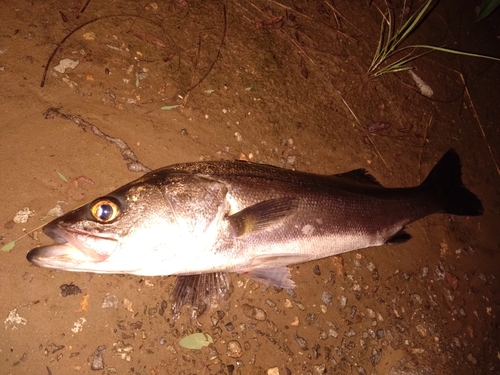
[27,150,482,311]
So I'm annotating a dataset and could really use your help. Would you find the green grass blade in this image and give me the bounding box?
[412,45,500,61]
[477,0,500,21]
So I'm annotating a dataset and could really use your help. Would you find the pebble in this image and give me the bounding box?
[321,291,332,306]
[313,265,321,275]
[265,299,276,307]
[101,293,119,309]
[267,367,279,375]
[242,304,266,321]
[339,295,347,309]
[356,365,367,375]
[53,58,79,73]
[344,328,356,338]
[295,302,306,311]
[226,340,243,358]
[306,313,316,324]
[314,364,326,374]
[411,293,423,305]
[90,345,106,371]
[467,353,478,364]
[370,348,382,365]
[422,266,429,278]
[434,262,445,281]
[350,305,357,319]
[294,334,308,350]
[13,207,35,223]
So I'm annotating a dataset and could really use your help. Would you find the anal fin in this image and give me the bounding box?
[243,266,296,289]
[386,229,412,245]
[237,253,310,289]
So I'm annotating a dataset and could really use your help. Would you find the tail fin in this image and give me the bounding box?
[422,149,483,216]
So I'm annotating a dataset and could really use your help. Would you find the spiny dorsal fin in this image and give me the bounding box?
[227,197,299,237]
[333,169,384,187]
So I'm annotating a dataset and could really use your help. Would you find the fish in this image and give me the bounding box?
[27,149,483,313]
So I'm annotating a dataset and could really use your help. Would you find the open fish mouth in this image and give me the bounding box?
[26,224,119,269]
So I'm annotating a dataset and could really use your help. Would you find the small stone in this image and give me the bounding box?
[294,334,308,350]
[411,293,423,305]
[376,329,384,338]
[234,132,242,142]
[13,207,35,223]
[267,367,279,375]
[284,299,293,308]
[339,295,347,309]
[314,364,326,374]
[60,283,82,297]
[422,266,429,278]
[350,305,357,319]
[313,265,321,275]
[355,366,367,375]
[312,343,320,359]
[321,291,332,306]
[242,304,266,321]
[101,293,118,309]
[435,262,445,281]
[90,345,106,371]
[306,313,316,324]
[295,302,305,311]
[467,353,477,364]
[265,299,276,307]
[226,340,243,358]
[54,58,79,73]
[366,262,376,272]
[344,328,356,338]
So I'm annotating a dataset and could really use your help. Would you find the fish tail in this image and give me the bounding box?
[422,149,483,216]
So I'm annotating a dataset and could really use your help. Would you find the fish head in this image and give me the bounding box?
[27,173,228,275]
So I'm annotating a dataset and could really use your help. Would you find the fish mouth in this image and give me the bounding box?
[27,224,119,270]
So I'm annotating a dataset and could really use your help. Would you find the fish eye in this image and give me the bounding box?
[90,198,121,223]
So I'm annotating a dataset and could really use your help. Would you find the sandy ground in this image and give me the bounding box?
[1,0,499,374]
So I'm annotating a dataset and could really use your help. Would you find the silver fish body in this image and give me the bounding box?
[27,150,482,309]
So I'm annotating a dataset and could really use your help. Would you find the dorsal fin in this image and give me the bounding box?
[332,169,384,187]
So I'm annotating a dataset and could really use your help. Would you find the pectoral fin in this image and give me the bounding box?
[227,197,299,237]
